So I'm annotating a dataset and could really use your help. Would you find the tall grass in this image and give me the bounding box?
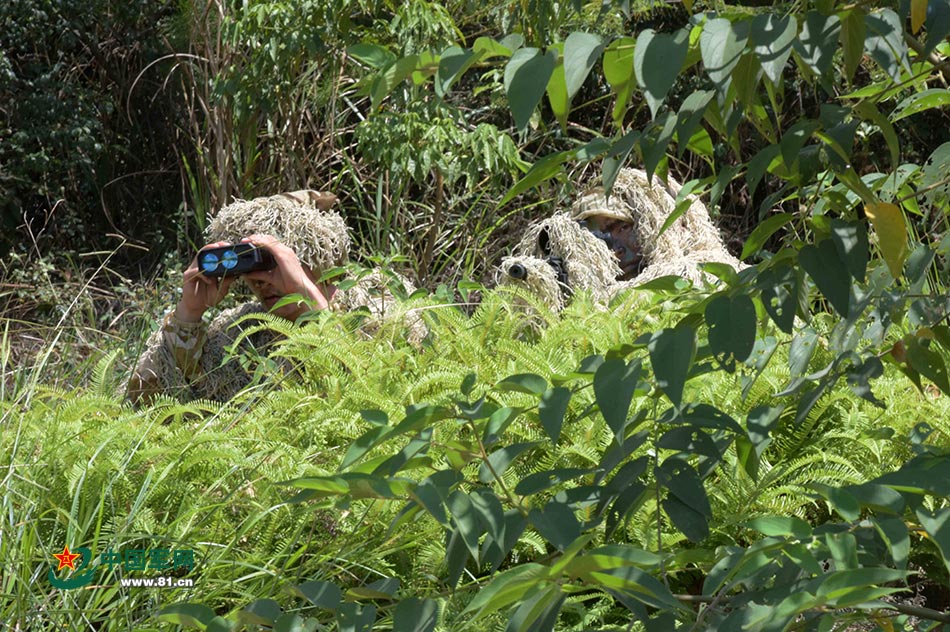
[2,267,948,630]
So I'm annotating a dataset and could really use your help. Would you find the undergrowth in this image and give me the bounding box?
[2,278,947,631]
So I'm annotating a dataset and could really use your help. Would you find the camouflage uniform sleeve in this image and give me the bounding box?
[127,303,275,404]
[126,311,208,404]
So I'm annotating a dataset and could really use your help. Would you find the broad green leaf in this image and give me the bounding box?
[289,581,342,610]
[473,36,514,59]
[648,327,696,409]
[700,18,749,91]
[274,613,318,632]
[742,212,792,259]
[589,566,685,611]
[662,496,709,542]
[789,328,818,377]
[602,36,636,127]
[793,12,841,77]
[729,52,763,111]
[830,219,869,283]
[840,8,866,83]
[240,600,282,626]
[864,201,908,278]
[634,29,689,118]
[675,90,714,158]
[816,568,907,598]
[337,603,376,632]
[503,48,557,132]
[462,564,548,616]
[705,293,756,371]
[529,501,581,550]
[497,373,548,395]
[539,386,571,444]
[505,585,563,632]
[921,0,950,55]
[283,476,348,495]
[873,454,950,497]
[748,516,812,539]
[864,9,909,82]
[445,529,468,588]
[659,459,710,516]
[872,516,910,570]
[393,598,439,632]
[447,491,482,561]
[371,55,418,108]
[679,403,743,434]
[501,150,572,204]
[515,467,592,495]
[892,89,950,122]
[594,358,642,442]
[207,617,237,632]
[917,508,950,574]
[412,50,438,85]
[905,336,950,395]
[750,14,797,83]
[826,532,859,570]
[746,405,783,451]
[546,49,569,130]
[157,604,216,628]
[799,240,852,316]
[812,483,861,521]
[360,409,388,426]
[563,32,603,99]
[436,47,476,97]
[348,43,396,68]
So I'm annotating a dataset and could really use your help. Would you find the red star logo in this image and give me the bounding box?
[53,545,82,571]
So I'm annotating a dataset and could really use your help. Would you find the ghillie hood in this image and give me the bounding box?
[207,190,350,274]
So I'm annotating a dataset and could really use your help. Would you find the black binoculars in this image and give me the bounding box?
[198,243,277,277]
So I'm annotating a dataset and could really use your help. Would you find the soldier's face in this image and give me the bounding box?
[244,266,319,321]
[589,217,644,280]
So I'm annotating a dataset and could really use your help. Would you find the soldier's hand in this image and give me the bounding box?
[175,241,236,322]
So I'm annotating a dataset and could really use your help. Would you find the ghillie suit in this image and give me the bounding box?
[497,168,743,310]
[498,214,622,311]
[128,191,422,404]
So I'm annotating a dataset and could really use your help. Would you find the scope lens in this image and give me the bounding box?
[221,249,239,270]
[200,252,220,273]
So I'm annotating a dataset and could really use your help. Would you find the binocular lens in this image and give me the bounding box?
[221,250,239,270]
[200,249,241,274]
[200,252,220,274]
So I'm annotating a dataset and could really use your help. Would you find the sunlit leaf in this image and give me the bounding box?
[750,14,797,83]
[865,201,909,278]
[563,32,603,99]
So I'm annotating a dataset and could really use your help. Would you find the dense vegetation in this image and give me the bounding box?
[2,0,950,630]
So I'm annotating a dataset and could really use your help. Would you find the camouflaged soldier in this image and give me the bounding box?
[498,168,743,310]
[128,190,374,404]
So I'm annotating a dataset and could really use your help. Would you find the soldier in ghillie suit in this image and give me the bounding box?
[498,167,743,309]
[127,190,420,404]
